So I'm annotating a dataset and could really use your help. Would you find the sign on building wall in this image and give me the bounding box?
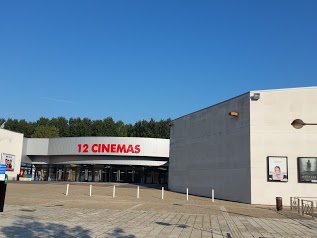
[19,163,32,178]
[298,157,317,183]
[77,143,141,154]
[0,164,6,181]
[1,153,15,171]
[267,156,288,182]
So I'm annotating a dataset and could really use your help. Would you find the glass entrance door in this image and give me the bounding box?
[35,166,48,181]
[80,165,93,182]
[94,165,103,182]
[66,165,77,182]
[103,166,110,182]
[126,168,141,183]
[112,169,125,182]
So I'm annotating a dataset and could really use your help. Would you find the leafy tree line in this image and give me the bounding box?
[0,117,171,139]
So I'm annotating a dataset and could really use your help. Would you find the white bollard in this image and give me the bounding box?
[113,185,116,198]
[212,189,214,202]
[89,185,92,197]
[162,187,164,200]
[66,184,69,196]
[186,188,188,201]
[137,186,140,198]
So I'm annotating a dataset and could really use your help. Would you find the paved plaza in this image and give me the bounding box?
[0,182,317,238]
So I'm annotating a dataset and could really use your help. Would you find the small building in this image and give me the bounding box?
[0,131,169,184]
[168,87,317,205]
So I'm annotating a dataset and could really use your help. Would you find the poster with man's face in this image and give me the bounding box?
[298,157,317,183]
[1,153,15,171]
[267,156,288,182]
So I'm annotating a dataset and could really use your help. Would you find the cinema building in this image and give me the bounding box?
[0,133,169,184]
[169,87,317,205]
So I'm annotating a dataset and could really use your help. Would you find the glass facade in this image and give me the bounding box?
[32,164,168,184]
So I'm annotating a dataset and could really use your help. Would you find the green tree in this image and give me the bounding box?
[69,117,92,137]
[102,117,117,136]
[1,116,171,139]
[0,118,5,127]
[91,119,104,136]
[116,120,128,137]
[31,125,60,138]
[36,117,50,126]
[17,119,36,138]
[157,118,171,139]
[50,117,69,137]
[132,120,147,137]
[126,124,134,137]
[4,118,19,132]
[147,118,157,138]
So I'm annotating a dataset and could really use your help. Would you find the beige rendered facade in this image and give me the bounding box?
[250,87,317,205]
[0,129,24,180]
[169,87,317,205]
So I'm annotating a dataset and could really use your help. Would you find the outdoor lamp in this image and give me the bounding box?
[251,93,260,101]
[229,111,239,117]
[291,119,317,129]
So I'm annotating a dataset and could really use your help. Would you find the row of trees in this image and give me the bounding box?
[0,117,171,139]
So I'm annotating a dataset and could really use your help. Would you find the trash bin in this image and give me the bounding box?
[276,197,282,211]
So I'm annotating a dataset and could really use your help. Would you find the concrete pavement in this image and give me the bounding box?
[0,182,316,238]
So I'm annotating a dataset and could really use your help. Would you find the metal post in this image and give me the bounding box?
[297,198,300,214]
[186,188,188,201]
[89,185,92,197]
[113,185,116,198]
[290,197,292,210]
[301,199,304,215]
[0,181,7,212]
[311,201,314,219]
[212,189,214,203]
[162,187,164,200]
[137,186,139,199]
[66,184,69,196]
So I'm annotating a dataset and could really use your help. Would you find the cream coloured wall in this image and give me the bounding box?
[250,87,317,205]
[0,129,24,180]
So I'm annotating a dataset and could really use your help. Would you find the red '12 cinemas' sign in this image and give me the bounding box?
[77,143,141,154]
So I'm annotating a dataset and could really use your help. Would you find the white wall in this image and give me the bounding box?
[169,94,251,203]
[0,129,24,180]
[26,137,169,158]
[250,87,317,205]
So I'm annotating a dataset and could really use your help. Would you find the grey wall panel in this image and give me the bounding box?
[21,138,33,163]
[169,93,251,203]
[29,155,168,166]
[26,138,49,155]
[26,137,169,158]
[51,158,167,166]
[28,156,50,164]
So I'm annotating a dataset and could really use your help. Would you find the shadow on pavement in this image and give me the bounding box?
[1,216,92,238]
[155,221,228,237]
[1,216,137,238]
[106,228,135,238]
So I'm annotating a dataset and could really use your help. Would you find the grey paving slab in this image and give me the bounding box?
[2,183,317,238]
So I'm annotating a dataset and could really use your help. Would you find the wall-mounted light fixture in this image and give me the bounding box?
[251,93,260,101]
[229,111,239,117]
[291,119,317,129]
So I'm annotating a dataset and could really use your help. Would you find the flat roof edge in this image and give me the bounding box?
[172,92,250,122]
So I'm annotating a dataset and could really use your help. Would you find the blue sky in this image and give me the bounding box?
[1,1,316,124]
